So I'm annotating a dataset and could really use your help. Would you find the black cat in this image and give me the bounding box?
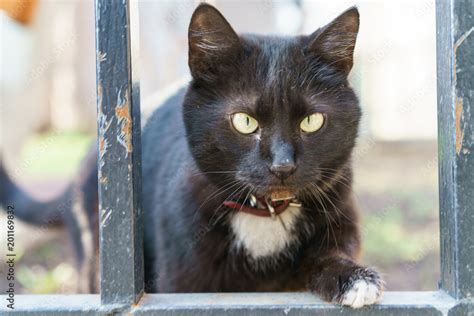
[0,4,383,308]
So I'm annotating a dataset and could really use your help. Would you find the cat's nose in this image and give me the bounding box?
[269,162,296,180]
[269,138,296,179]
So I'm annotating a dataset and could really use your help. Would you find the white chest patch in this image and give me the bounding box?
[230,205,301,259]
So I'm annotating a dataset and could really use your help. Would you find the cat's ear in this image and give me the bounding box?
[306,7,359,75]
[188,3,242,81]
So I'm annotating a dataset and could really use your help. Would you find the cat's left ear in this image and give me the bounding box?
[188,3,242,81]
[306,7,359,75]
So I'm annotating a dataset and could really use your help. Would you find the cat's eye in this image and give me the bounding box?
[300,113,325,133]
[231,113,259,134]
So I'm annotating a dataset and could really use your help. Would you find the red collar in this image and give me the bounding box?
[223,199,291,217]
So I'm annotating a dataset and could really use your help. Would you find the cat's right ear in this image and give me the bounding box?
[188,3,242,81]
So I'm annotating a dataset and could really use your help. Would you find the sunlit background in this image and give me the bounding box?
[0,0,438,293]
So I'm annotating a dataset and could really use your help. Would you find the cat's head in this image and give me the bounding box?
[183,4,360,203]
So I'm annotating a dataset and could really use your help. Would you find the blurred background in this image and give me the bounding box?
[0,0,438,293]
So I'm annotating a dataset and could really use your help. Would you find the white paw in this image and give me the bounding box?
[341,280,382,308]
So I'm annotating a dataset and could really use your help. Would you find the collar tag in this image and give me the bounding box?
[265,196,277,220]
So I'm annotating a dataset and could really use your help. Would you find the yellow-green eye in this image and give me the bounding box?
[231,113,259,134]
[300,113,325,133]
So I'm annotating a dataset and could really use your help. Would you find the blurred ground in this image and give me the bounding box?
[354,141,439,291]
[0,133,439,293]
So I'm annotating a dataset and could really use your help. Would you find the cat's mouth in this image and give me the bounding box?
[223,190,301,218]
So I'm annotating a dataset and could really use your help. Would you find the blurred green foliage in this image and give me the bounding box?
[16,242,76,294]
[20,131,94,177]
[361,190,439,269]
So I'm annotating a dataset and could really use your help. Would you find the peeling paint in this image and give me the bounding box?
[97,82,113,182]
[115,91,133,155]
[453,27,473,83]
[101,209,112,227]
[453,27,472,155]
[97,84,112,155]
[99,137,107,154]
[455,97,464,155]
[98,51,107,62]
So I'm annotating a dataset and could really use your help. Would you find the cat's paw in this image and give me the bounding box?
[338,268,384,308]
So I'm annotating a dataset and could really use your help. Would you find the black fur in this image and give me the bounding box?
[0,159,70,227]
[0,4,383,304]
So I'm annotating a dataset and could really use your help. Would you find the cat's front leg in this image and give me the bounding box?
[309,255,384,308]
